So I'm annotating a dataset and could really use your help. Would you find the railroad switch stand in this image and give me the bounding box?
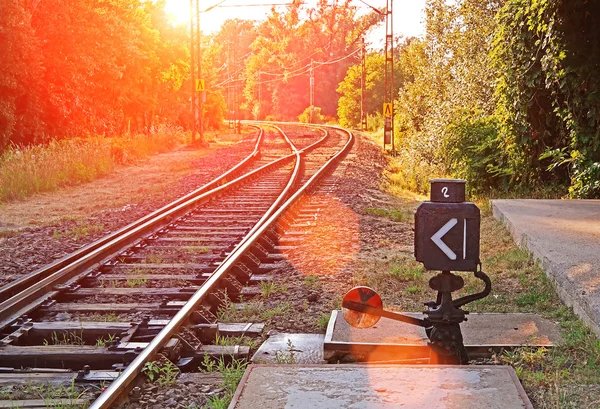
[342,179,492,364]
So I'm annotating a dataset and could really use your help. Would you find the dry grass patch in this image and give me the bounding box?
[0,132,189,202]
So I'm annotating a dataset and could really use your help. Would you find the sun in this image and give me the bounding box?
[164,0,190,25]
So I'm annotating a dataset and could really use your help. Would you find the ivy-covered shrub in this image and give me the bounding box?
[493,0,600,197]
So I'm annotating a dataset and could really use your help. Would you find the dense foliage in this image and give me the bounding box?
[337,0,598,197]
[0,0,195,151]
[375,0,502,194]
[1,1,380,151]
[336,43,407,129]
[3,0,599,197]
[493,0,600,197]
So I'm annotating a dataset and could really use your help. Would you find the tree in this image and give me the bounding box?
[387,0,504,193]
[0,0,45,150]
[242,1,382,121]
[0,0,196,150]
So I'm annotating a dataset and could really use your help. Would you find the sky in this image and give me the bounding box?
[163,0,427,46]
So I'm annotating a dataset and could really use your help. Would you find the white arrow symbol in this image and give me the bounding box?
[431,218,457,260]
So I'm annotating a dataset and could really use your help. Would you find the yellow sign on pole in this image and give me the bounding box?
[383,103,393,117]
[195,79,205,92]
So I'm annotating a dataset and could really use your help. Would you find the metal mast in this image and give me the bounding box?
[361,37,367,131]
[189,0,195,143]
[257,71,261,120]
[383,0,394,152]
[196,0,204,142]
[309,59,314,124]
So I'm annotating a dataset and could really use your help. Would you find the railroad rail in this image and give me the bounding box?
[0,123,353,408]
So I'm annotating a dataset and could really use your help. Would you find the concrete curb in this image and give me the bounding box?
[492,200,600,337]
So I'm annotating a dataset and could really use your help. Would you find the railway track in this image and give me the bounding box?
[0,122,353,408]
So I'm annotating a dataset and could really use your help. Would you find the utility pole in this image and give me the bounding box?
[361,37,367,131]
[257,71,261,120]
[226,44,232,129]
[383,0,394,153]
[196,0,204,142]
[189,0,195,143]
[232,40,236,132]
[309,59,314,124]
[233,38,240,133]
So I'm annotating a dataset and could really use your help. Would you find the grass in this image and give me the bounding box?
[200,356,248,409]
[318,312,331,331]
[187,245,211,254]
[260,281,288,297]
[350,255,431,311]
[1,380,92,408]
[217,300,293,323]
[145,253,164,264]
[498,307,600,408]
[87,313,121,322]
[126,268,150,287]
[404,284,423,294]
[214,334,259,349]
[0,132,189,202]
[365,207,412,222]
[389,261,424,282]
[304,274,321,289]
[98,278,119,288]
[95,334,116,347]
[43,331,85,346]
[142,360,179,386]
[0,229,20,238]
[53,222,105,240]
[274,339,297,364]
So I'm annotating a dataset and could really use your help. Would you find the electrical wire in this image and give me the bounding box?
[215,46,361,88]
[216,2,295,7]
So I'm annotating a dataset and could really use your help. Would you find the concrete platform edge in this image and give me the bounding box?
[228,364,534,409]
[491,200,600,337]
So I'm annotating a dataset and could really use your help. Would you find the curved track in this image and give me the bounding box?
[0,123,354,408]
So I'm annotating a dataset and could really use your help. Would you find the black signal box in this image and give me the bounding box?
[414,179,480,272]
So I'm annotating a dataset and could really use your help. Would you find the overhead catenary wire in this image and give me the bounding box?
[215,46,361,88]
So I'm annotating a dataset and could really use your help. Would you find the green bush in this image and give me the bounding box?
[367,113,383,132]
[443,111,510,193]
[298,106,325,124]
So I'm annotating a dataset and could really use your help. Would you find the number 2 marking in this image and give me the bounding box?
[442,187,449,198]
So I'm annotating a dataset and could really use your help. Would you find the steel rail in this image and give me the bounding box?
[0,126,325,330]
[237,125,328,244]
[0,126,265,302]
[89,125,353,409]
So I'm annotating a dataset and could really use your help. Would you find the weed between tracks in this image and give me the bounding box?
[217,299,293,323]
[0,379,93,408]
[198,356,248,409]
[43,331,85,346]
[142,360,179,387]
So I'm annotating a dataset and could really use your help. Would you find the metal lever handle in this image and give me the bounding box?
[451,269,491,308]
[342,300,431,328]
